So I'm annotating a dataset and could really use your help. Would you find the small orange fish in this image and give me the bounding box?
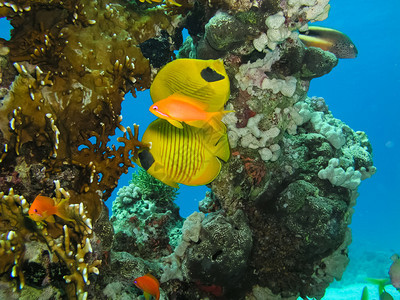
[28,195,71,223]
[133,273,160,300]
[149,93,233,132]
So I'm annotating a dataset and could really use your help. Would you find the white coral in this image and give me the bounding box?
[318,158,362,190]
[287,0,330,22]
[311,111,346,149]
[261,76,297,97]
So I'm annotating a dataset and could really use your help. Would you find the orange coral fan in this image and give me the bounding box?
[233,151,266,185]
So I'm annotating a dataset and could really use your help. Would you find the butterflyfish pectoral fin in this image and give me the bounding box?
[151,163,180,188]
[167,119,184,129]
[157,172,180,188]
[185,119,208,129]
[153,161,164,172]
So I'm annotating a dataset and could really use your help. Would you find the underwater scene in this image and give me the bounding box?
[0,0,399,299]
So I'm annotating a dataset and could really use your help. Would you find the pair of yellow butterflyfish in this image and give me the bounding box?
[136,59,232,188]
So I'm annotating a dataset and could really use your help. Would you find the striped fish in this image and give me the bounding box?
[138,118,230,188]
[299,26,358,59]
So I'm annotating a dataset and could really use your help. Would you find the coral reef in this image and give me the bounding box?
[0,0,376,299]
[111,170,182,260]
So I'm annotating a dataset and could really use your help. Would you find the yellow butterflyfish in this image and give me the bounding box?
[150,59,230,112]
[137,118,230,188]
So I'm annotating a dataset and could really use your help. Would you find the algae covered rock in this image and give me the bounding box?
[183,210,252,287]
[111,170,183,259]
[301,47,339,79]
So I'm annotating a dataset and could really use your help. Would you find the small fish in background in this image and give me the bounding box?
[149,93,233,132]
[28,195,72,223]
[389,254,400,289]
[133,273,160,300]
[138,0,181,6]
[137,118,230,188]
[364,277,395,300]
[150,58,230,112]
[380,291,395,300]
[299,26,358,58]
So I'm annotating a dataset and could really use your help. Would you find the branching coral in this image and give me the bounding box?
[0,187,30,290]
[0,0,185,225]
[130,168,178,203]
[30,180,102,299]
[0,180,100,299]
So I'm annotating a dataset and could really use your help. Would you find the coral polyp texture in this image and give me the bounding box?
[0,0,376,299]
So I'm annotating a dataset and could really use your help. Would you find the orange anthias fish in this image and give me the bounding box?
[28,195,71,223]
[133,273,160,300]
[149,93,233,132]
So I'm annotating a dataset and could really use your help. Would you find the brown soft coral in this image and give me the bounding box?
[0,188,31,290]
[0,0,183,222]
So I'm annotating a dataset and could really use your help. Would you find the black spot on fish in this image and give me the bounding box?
[139,150,155,171]
[201,67,225,82]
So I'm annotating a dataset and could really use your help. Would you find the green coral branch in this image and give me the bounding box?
[131,168,178,203]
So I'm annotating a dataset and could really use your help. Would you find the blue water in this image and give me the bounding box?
[307,0,400,253]
[1,0,399,297]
